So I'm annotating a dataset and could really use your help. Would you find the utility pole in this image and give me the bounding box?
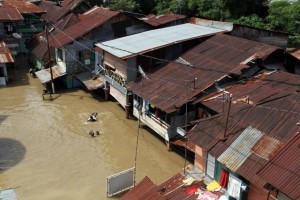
[45,20,55,96]
[223,93,232,139]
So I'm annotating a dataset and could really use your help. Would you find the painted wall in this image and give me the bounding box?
[194,145,207,173]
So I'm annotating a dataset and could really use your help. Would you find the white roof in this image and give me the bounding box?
[95,23,226,59]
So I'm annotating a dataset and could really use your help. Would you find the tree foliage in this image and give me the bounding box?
[106,0,140,11]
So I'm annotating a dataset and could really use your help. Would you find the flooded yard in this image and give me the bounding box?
[0,62,185,200]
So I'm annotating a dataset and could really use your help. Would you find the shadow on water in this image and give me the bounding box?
[0,138,26,172]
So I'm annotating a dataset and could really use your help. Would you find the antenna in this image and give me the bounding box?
[133,66,148,186]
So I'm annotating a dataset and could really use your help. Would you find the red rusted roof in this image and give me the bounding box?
[200,71,300,113]
[28,13,80,61]
[289,48,300,60]
[61,0,83,10]
[141,13,187,27]
[0,41,14,63]
[5,0,46,14]
[257,133,300,200]
[52,7,120,48]
[120,173,206,200]
[128,34,279,113]
[120,176,163,200]
[38,0,69,23]
[0,1,23,21]
[188,91,300,187]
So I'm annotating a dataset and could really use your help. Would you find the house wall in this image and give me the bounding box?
[169,111,195,138]
[64,39,94,74]
[133,105,169,141]
[247,184,271,200]
[126,57,137,82]
[194,145,207,172]
[231,24,289,48]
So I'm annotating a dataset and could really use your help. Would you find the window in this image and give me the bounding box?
[57,48,63,61]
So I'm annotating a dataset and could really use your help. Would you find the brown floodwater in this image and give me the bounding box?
[0,60,185,200]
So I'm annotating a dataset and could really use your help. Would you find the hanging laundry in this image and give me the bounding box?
[206,180,221,192]
[185,186,198,194]
[227,174,242,200]
[197,190,219,200]
[219,169,229,188]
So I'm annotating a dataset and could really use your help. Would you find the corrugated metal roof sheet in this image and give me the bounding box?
[258,133,300,200]
[35,64,66,83]
[188,91,300,187]
[141,13,187,27]
[120,176,163,200]
[61,0,84,11]
[76,71,104,90]
[200,71,300,113]
[128,34,279,113]
[217,126,263,172]
[95,23,228,59]
[52,7,120,48]
[120,172,206,200]
[38,0,69,23]
[5,0,46,14]
[28,13,80,61]
[0,1,23,21]
[0,41,14,63]
[0,189,19,200]
[290,48,300,60]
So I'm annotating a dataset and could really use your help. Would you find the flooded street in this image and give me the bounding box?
[0,64,185,200]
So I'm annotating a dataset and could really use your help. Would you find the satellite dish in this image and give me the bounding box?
[13,33,22,39]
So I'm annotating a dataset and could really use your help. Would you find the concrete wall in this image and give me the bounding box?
[231,24,289,49]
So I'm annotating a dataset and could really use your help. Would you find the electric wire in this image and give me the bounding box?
[27,12,300,200]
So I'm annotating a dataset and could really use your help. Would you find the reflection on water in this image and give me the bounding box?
[0,67,185,200]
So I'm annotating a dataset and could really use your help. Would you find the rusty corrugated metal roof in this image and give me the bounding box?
[188,91,300,188]
[61,0,84,11]
[38,0,69,23]
[217,126,264,172]
[28,13,80,61]
[257,133,300,200]
[76,71,104,90]
[120,172,206,200]
[129,34,279,113]
[52,7,120,48]
[141,13,187,27]
[5,0,46,14]
[200,71,300,113]
[35,64,66,83]
[289,48,300,60]
[0,41,14,63]
[0,1,23,21]
[120,176,163,200]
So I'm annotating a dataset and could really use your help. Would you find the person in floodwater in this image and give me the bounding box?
[89,130,95,137]
[88,113,97,122]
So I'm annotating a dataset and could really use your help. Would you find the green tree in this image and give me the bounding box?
[267,0,300,35]
[106,0,140,11]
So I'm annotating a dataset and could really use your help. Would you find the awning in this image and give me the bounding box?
[35,64,66,83]
[76,71,104,90]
